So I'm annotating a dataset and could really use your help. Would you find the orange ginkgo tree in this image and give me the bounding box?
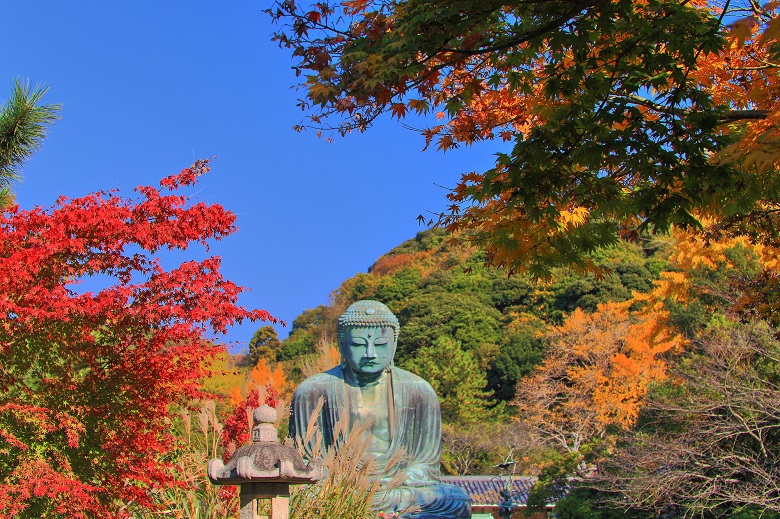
[513,301,681,455]
[508,298,681,511]
[268,0,780,277]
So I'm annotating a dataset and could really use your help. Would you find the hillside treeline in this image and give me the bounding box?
[276,228,663,400]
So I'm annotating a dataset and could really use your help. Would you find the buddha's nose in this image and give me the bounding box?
[365,341,377,359]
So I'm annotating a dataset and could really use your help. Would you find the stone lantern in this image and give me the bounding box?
[208,404,323,519]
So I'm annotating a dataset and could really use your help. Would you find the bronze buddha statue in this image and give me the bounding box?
[289,300,471,518]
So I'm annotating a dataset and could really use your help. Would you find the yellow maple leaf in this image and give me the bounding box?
[759,16,780,46]
[728,16,758,47]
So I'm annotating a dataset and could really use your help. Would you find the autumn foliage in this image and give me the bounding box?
[269,0,780,277]
[0,160,274,518]
[514,301,681,453]
[221,358,287,457]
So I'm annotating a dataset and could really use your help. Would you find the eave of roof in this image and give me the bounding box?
[440,475,537,507]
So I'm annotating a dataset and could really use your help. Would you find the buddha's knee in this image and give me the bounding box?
[404,483,471,519]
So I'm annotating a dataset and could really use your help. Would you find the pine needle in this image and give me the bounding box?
[0,79,60,203]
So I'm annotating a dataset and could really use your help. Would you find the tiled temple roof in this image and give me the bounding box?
[440,476,537,507]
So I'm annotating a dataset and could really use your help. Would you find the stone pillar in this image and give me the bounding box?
[239,482,291,519]
[239,486,259,519]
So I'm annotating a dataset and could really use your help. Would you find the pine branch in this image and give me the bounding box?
[0,78,61,190]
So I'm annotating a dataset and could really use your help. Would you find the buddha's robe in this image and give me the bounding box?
[289,365,471,519]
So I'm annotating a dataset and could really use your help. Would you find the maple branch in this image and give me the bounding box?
[748,0,773,21]
[729,64,779,70]
[439,3,600,57]
[614,94,673,115]
[612,94,769,124]
[402,53,494,103]
[720,109,770,122]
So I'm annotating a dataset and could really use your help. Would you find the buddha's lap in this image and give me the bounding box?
[376,482,471,518]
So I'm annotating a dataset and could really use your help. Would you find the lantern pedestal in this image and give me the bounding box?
[239,482,290,519]
[208,405,323,519]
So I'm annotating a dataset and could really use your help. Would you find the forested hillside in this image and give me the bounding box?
[277,228,666,402]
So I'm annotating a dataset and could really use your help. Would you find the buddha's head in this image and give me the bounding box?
[337,300,399,376]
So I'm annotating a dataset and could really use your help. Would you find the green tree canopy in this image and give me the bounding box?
[247,325,282,365]
[279,305,331,361]
[402,336,497,424]
[395,292,502,366]
[487,317,547,402]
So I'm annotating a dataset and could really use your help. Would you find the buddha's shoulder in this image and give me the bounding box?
[294,366,345,394]
[391,367,436,393]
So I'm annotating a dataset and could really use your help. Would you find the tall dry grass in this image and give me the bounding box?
[289,398,409,519]
[299,333,341,379]
[129,401,239,519]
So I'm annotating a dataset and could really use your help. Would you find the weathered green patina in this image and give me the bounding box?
[289,300,472,519]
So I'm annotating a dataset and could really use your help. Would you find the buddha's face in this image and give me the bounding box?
[341,326,395,375]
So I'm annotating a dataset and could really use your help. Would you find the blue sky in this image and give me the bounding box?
[2,1,498,350]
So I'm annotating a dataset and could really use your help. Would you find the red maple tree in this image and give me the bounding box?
[0,159,275,518]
